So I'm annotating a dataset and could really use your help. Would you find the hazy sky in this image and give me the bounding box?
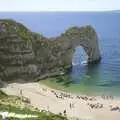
[0,0,119,11]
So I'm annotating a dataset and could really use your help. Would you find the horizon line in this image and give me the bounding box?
[0,10,120,12]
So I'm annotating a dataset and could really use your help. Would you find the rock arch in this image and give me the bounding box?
[0,20,101,80]
[62,26,101,64]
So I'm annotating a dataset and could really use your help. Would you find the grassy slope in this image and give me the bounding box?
[0,90,68,120]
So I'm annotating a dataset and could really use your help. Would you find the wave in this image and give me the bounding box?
[81,61,88,66]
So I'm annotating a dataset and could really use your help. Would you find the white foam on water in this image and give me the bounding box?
[81,61,88,66]
[72,62,80,66]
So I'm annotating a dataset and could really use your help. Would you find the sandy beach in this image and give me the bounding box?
[1,81,120,120]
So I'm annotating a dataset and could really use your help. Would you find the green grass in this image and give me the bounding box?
[2,116,67,120]
[0,90,68,120]
[0,104,39,115]
[17,23,31,41]
[0,90,7,97]
[0,104,67,120]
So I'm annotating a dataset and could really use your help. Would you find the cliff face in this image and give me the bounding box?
[0,19,101,81]
[0,20,37,80]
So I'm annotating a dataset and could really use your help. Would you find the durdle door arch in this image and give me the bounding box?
[61,25,101,64]
[0,20,101,81]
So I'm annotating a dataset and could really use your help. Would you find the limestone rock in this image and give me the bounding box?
[0,19,101,81]
[0,20,37,80]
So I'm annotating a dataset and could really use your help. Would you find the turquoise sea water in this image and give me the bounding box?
[0,12,120,96]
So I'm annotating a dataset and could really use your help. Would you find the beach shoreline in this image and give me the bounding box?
[1,81,120,120]
[39,78,120,99]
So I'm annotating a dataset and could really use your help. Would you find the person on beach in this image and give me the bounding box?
[63,110,66,116]
[70,103,72,109]
[42,88,47,92]
[20,89,22,96]
[71,102,75,109]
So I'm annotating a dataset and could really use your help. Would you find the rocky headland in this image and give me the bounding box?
[0,19,101,81]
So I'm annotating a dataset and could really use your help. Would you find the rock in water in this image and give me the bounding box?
[0,19,101,81]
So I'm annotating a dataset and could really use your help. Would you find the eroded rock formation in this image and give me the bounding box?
[0,19,101,81]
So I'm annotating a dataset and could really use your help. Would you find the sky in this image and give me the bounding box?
[0,0,119,12]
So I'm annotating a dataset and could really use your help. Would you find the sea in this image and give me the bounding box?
[0,12,120,96]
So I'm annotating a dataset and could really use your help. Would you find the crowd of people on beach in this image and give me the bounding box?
[101,95,114,100]
[50,89,98,102]
[42,87,119,115]
[50,90,74,99]
[87,102,103,109]
[18,86,119,118]
[110,105,120,112]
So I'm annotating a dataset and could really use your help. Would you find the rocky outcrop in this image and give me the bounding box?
[0,20,37,80]
[0,19,101,81]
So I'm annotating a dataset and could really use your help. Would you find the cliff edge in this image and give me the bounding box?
[0,19,101,81]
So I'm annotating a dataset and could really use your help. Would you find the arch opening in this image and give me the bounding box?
[72,46,88,66]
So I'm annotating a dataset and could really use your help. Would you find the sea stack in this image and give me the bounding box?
[0,19,101,81]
